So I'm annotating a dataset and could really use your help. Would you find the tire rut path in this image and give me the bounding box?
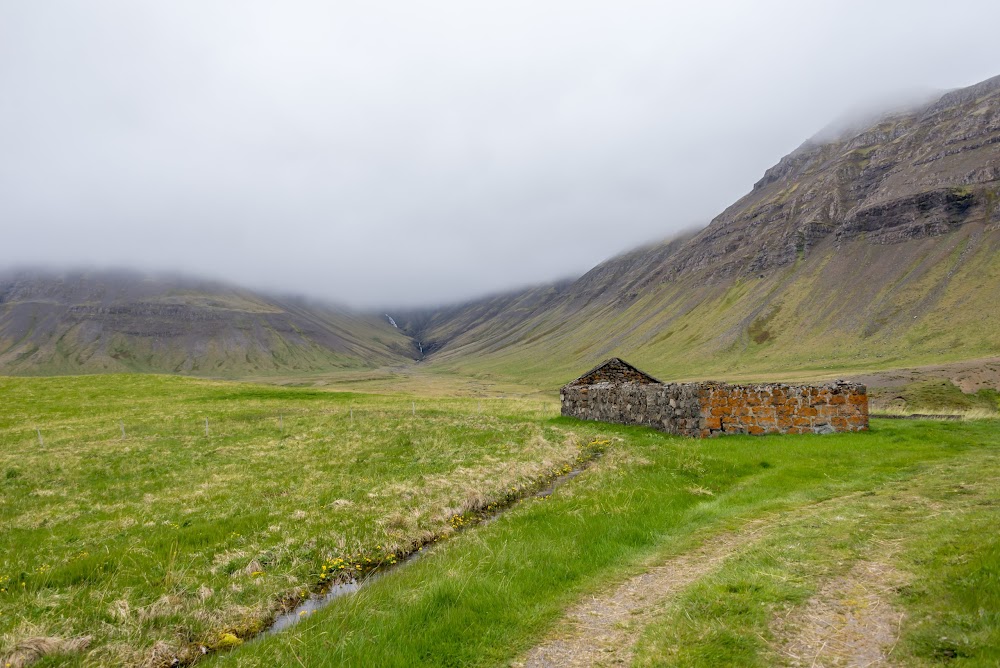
[516,520,769,667]
[772,557,907,667]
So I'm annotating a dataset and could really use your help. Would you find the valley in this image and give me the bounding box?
[2,75,999,667]
[3,77,999,405]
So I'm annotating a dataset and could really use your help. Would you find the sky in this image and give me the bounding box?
[2,1,998,308]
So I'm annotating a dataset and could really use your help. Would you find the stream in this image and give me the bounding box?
[264,454,599,636]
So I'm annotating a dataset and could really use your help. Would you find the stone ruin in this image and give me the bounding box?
[560,358,868,438]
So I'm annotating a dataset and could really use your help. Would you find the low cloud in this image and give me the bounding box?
[2,1,998,307]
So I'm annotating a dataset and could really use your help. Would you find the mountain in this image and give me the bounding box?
[392,75,1000,387]
[4,75,999,386]
[0,270,415,376]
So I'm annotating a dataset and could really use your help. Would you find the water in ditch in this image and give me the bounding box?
[264,455,597,636]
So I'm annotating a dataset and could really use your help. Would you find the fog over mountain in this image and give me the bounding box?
[2,1,999,307]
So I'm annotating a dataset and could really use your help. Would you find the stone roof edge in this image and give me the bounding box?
[564,371,867,392]
[657,381,867,391]
[695,380,867,390]
[564,357,663,387]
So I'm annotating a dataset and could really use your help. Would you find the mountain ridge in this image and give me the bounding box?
[389,74,1000,386]
[0,269,416,376]
[3,75,998,384]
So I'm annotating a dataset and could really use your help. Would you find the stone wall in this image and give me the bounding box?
[561,380,868,438]
[559,382,703,437]
[697,382,868,437]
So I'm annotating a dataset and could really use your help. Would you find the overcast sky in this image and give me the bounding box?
[2,1,998,308]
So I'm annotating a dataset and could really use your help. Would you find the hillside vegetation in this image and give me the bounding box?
[4,78,999,387]
[0,271,415,376]
[397,75,1000,388]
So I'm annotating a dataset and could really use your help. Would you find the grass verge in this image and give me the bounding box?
[631,445,1000,666]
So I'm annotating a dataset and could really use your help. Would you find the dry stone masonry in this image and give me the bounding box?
[561,358,868,438]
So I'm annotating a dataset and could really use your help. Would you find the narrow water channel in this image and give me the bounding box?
[263,454,599,636]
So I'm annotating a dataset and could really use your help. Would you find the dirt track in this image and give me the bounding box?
[845,356,1000,394]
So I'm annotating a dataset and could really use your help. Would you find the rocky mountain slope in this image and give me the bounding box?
[393,75,1000,387]
[4,75,998,384]
[0,270,414,376]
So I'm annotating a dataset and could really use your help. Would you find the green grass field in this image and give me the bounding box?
[0,375,590,666]
[1,375,998,667]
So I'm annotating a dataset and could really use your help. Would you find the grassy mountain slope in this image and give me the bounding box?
[4,76,998,385]
[0,270,415,376]
[410,75,1000,388]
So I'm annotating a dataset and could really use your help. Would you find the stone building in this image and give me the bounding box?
[560,358,868,438]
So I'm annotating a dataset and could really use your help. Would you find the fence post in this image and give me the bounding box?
[120,420,126,440]
[37,428,43,446]
[205,418,209,437]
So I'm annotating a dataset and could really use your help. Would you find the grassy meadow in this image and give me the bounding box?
[1,374,998,667]
[204,418,1000,668]
[0,375,592,666]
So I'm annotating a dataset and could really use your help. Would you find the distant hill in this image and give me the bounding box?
[391,75,1000,386]
[0,270,415,376]
[5,75,999,385]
